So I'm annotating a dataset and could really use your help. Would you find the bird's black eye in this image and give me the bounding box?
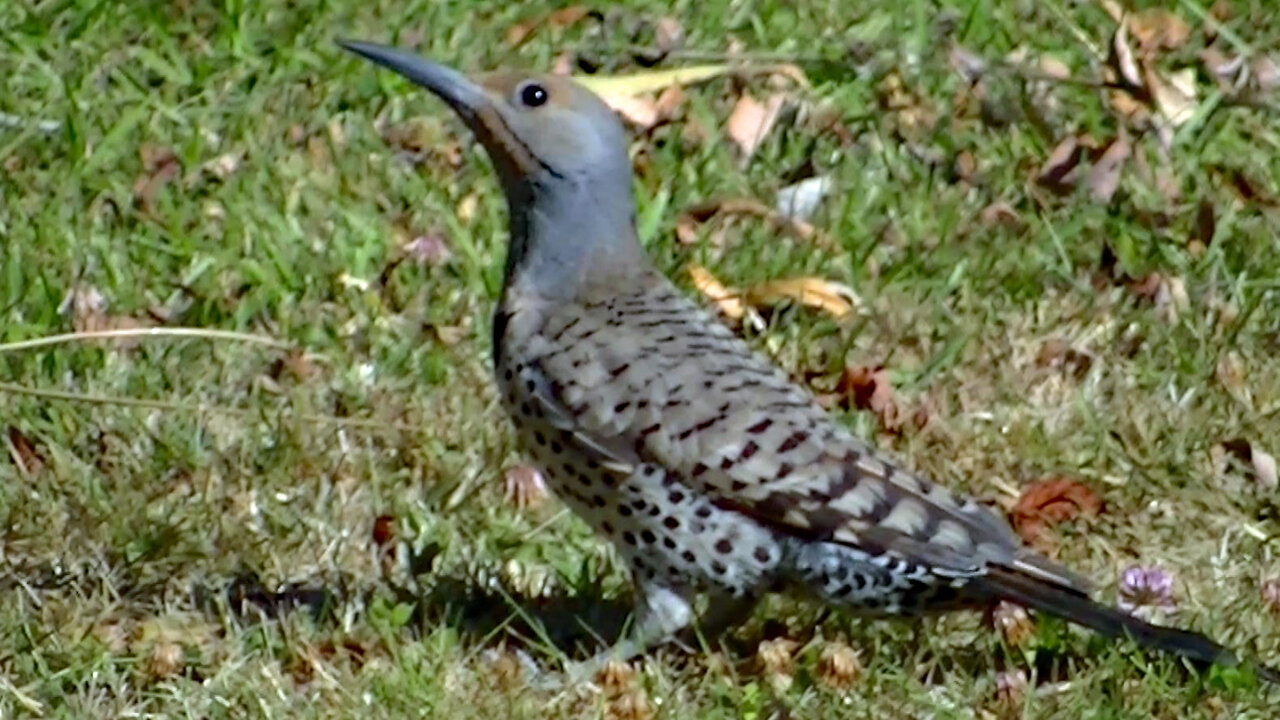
[518,82,548,108]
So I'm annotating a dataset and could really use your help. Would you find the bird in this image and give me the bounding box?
[338,39,1278,684]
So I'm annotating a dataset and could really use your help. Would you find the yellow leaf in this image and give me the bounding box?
[575,63,808,98]
[687,265,763,330]
[744,276,860,318]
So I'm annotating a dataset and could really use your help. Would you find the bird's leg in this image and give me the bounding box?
[566,579,694,681]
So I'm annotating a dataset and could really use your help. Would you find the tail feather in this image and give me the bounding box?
[981,566,1279,684]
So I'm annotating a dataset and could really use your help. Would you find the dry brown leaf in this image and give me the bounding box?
[1037,136,1084,190]
[6,426,45,477]
[1218,438,1277,489]
[606,688,654,720]
[371,514,396,549]
[678,196,833,248]
[1215,351,1245,394]
[836,364,901,431]
[1254,448,1279,489]
[743,277,859,318]
[674,213,699,245]
[953,150,978,184]
[550,52,574,76]
[687,264,762,330]
[654,16,685,54]
[1200,44,1244,88]
[816,642,862,689]
[1111,19,1143,89]
[506,5,592,47]
[725,93,785,160]
[1009,477,1102,547]
[1252,54,1280,92]
[1128,9,1192,55]
[1126,271,1162,301]
[65,284,153,345]
[992,601,1036,648]
[653,85,684,120]
[756,637,799,678]
[979,201,1020,228]
[949,44,988,84]
[132,143,181,215]
[603,94,661,129]
[1146,66,1197,126]
[596,659,636,693]
[503,464,549,510]
[1087,130,1131,203]
[1038,55,1071,80]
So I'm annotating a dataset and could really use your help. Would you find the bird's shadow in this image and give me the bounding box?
[198,567,634,662]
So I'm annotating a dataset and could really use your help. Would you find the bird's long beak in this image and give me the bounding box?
[338,39,552,183]
[337,39,490,121]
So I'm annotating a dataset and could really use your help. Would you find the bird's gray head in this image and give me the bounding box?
[339,40,630,203]
[340,40,644,297]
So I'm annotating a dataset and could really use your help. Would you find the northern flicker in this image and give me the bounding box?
[339,40,1277,683]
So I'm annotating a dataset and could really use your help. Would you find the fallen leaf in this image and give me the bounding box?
[687,264,763,331]
[372,514,396,548]
[815,641,862,689]
[674,213,699,245]
[678,197,834,248]
[1128,9,1192,55]
[992,601,1035,647]
[550,52,574,76]
[1252,54,1280,92]
[1110,19,1143,89]
[952,150,978,184]
[602,94,662,128]
[596,659,635,693]
[1212,165,1280,208]
[1154,274,1188,323]
[725,93,786,160]
[6,427,45,477]
[876,70,937,135]
[132,143,181,215]
[1009,477,1102,547]
[1126,271,1162,301]
[202,151,242,180]
[1146,66,1197,126]
[1086,130,1131,203]
[1036,338,1093,377]
[506,5,593,47]
[607,688,654,720]
[979,201,1020,228]
[63,283,153,344]
[1217,439,1277,489]
[775,175,832,222]
[1215,350,1245,394]
[653,85,685,119]
[743,276,859,318]
[654,16,685,55]
[575,64,805,100]
[1200,43,1243,89]
[949,43,988,84]
[504,465,549,510]
[402,232,451,267]
[994,671,1029,711]
[1037,135,1085,190]
[836,364,901,431]
[1254,448,1278,489]
[1038,55,1071,80]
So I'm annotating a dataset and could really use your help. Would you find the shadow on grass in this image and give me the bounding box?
[192,566,633,661]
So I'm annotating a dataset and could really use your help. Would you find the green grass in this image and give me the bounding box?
[3,0,1280,716]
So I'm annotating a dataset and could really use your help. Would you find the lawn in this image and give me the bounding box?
[3,0,1280,717]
